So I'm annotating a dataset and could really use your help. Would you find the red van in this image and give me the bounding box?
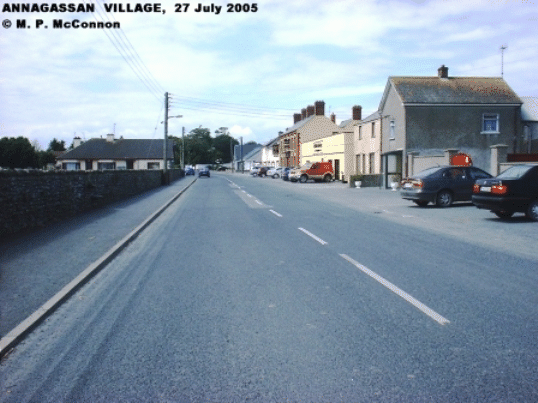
[289,162,334,183]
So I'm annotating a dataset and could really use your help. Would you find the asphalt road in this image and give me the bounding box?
[1,173,537,401]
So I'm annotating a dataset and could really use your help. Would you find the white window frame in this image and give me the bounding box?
[389,120,396,140]
[482,113,500,134]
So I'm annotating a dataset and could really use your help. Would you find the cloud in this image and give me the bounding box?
[229,125,253,137]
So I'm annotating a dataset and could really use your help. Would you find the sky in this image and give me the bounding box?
[1,0,537,150]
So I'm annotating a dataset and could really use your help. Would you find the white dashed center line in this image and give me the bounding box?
[298,228,328,245]
[340,254,450,325]
[269,210,282,217]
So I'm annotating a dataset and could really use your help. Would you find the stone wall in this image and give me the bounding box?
[0,169,184,238]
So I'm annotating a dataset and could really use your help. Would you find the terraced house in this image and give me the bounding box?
[279,100,340,174]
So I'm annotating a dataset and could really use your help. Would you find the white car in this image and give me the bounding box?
[250,166,261,176]
[266,167,282,178]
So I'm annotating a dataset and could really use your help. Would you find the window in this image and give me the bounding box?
[369,153,375,174]
[147,162,160,170]
[98,162,115,170]
[62,162,80,171]
[389,120,395,140]
[358,126,362,140]
[482,114,499,133]
[371,122,375,138]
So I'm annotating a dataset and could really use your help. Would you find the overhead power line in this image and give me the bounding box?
[82,0,162,103]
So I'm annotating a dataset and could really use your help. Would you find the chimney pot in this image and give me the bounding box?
[352,105,362,121]
[438,65,449,79]
[315,100,325,116]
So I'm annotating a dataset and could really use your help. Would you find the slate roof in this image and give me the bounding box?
[58,138,174,160]
[385,76,522,106]
[282,115,315,135]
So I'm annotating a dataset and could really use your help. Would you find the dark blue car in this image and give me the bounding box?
[198,167,210,178]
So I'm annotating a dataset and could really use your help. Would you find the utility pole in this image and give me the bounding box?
[500,45,507,78]
[240,136,244,174]
[182,126,185,169]
[163,92,169,184]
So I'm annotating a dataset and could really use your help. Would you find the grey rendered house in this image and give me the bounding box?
[521,96,538,154]
[57,134,174,170]
[379,65,522,187]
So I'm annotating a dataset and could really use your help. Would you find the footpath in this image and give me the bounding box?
[0,176,197,345]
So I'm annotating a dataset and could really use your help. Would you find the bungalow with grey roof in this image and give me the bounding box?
[57,134,174,170]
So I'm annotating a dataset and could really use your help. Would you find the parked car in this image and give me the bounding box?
[281,167,291,181]
[185,167,195,175]
[289,162,334,183]
[472,164,538,221]
[257,166,271,177]
[400,166,492,207]
[250,167,261,176]
[267,167,282,178]
[198,166,210,177]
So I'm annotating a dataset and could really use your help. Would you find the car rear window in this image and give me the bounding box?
[413,167,444,178]
[497,165,534,179]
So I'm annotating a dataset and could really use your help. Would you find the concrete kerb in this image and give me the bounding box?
[0,178,197,359]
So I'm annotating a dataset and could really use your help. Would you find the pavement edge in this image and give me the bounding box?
[0,178,197,359]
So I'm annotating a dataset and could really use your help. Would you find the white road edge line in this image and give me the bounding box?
[255,199,263,205]
[269,210,282,217]
[340,254,450,326]
[298,227,328,245]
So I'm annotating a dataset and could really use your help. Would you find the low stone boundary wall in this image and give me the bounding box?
[0,169,184,239]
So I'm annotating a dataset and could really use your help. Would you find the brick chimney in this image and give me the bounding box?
[352,105,362,121]
[330,113,336,123]
[301,108,307,120]
[438,64,449,79]
[293,113,302,124]
[315,100,325,116]
[306,105,315,117]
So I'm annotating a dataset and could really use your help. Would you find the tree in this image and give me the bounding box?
[213,129,238,164]
[47,138,66,152]
[185,127,213,166]
[0,137,39,169]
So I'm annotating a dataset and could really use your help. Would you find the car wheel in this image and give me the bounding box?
[273,174,279,179]
[414,200,429,207]
[494,210,514,219]
[525,200,538,221]
[436,190,453,207]
[299,175,308,183]
[323,174,332,182]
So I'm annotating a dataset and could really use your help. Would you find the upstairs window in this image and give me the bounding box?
[482,114,500,133]
[389,120,395,140]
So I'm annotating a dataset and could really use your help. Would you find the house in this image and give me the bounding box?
[57,134,174,170]
[241,146,263,171]
[379,65,523,186]
[233,142,261,171]
[521,96,538,154]
[260,137,280,167]
[279,100,340,173]
[352,110,382,176]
